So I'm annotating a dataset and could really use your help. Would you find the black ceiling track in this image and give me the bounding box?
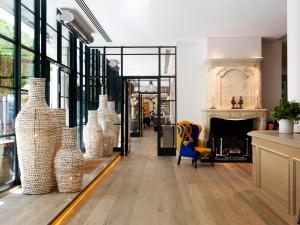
[75,0,112,42]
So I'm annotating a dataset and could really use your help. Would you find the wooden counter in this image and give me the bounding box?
[248,131,300,225]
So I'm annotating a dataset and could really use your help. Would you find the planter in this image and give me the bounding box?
[83,110,103,158]
[15,78,58,194]
[108,101,120,148]
[278,119,294,134]
[97,95,114,156]
[55,127,84,193]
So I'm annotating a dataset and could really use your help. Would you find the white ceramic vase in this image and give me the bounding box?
[108,101,121,148]
[15,78,58,194]
[55,127,84,193]
[83,110,103,158]
[97,95,114,156]
[278,119,294,134]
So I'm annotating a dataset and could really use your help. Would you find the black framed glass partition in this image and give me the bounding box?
[90,46,177,156]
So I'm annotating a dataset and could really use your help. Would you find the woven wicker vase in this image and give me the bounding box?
[51,109,66,189]
[108,101,120,148]
[15,78,58,194]
[83,110,103,158]
[97,95,115,156]
[55,127,84,193]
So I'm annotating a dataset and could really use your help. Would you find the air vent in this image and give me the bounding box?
[75,0,112,42]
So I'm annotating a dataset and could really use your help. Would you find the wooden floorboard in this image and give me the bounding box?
[66,128,288,225]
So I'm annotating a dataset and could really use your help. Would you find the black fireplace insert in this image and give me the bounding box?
[209,118,253,162]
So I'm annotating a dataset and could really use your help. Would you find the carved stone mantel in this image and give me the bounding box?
[202,109,267,138]
[206,57,264,109]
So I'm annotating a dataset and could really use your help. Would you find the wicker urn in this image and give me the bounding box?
[83,110,103,158]
[108,101,120,148]
[54,127,84,193]
[97,94,115,157]
[15,78,59,194]
[51,109,66,189]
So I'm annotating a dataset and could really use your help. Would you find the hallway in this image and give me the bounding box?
[66,129,287,225]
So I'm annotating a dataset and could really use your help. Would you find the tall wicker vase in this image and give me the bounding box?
[51,109,66,189]
[55,127,84,193]
[97,95,115,156]
[108,101,120,148]
[83,110,103,158]
[15,78,58,194]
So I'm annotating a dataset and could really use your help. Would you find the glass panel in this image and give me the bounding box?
[140,80,157,93]
[106,48,121,54]
[123,48,158,54]
[49,63,59,108]
[22,0,34,11]
[62,25,69,40]
[0,136,15,187]
[82,101,86,124]
[60,71,69,109]
[161,78,175,100]
[47,26,57,60]
[0,39,14,87]
[21,5,35,49]
[161,100,176,124]
[21,48,34,90]
[123,55,158,76]
[161,125,176,148]
[0,0,14,39]
[161,53,175,76]
[47,0,57,30]
[62,37,70,66]
[161,47,176,54]
[21,90,28,107]
[0,89,15,136]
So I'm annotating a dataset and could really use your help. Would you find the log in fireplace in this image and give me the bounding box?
[209,118,253,162]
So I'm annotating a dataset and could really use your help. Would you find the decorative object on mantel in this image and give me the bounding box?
[83,110,103,158]
[238,96,243,109]
[55,127,84,193]
[231,96,236,109]
[271,99,300,134]
[254,90,262,109]
[15,78,58,194]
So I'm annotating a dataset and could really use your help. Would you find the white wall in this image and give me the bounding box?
[207,37,262,58]
[177,40,208,128]
[261,40,282,118]
[177,38,264,138]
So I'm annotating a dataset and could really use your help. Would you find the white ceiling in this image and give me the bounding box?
[55,0,287,46]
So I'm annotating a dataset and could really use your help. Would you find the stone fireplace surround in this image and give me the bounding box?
[202,57,267,139]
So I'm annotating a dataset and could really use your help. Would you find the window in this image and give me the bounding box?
[0,0,15,39]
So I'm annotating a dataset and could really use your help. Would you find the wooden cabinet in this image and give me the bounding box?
[249,131,300,225]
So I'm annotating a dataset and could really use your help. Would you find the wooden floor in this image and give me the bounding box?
[66,128,287,225]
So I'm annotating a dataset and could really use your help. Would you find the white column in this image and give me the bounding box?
[287,0,300,132]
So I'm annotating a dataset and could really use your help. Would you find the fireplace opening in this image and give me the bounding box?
[209,118,253,162]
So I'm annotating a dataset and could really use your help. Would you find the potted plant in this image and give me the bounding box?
[271,99,300,133]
